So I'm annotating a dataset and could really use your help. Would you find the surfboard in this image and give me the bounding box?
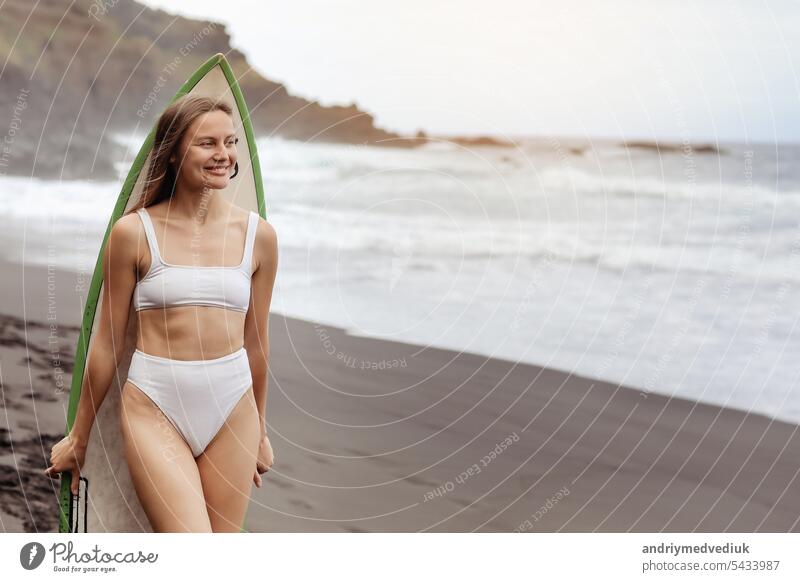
[59,53,266,532]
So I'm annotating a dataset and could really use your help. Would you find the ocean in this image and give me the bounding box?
[3,134,799,425]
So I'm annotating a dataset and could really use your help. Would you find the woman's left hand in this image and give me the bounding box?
[253,432,274,488]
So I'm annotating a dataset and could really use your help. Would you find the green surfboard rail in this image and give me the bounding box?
[59,52,266,533]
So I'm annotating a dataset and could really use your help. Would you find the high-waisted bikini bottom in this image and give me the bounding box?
[126,347,253,458]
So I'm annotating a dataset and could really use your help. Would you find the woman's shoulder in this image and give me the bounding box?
[113,210,146,237]
[103,212,146,267]
[235,205,269,231]
[253,215,277,252]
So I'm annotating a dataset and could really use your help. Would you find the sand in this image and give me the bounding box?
[1,257,798,532]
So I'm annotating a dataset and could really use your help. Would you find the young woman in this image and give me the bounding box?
[44,95,278,532]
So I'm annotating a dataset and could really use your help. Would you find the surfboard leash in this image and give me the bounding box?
[68,477,89,533]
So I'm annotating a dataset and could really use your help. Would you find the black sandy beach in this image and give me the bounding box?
[1,257,799,532]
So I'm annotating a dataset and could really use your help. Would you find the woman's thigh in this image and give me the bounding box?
[121,381,212,533]
[196,387,260,532]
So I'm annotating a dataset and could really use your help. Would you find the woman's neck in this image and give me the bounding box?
[166,184,226,225]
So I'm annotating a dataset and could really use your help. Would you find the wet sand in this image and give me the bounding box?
[1,258,798,532]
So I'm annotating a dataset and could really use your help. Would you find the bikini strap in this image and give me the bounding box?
[136,208,163,268]
[240,211,259,274]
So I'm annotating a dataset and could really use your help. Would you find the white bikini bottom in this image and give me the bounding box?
[126,347,253,457]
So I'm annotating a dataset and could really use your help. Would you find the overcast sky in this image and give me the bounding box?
[140,0,799,144]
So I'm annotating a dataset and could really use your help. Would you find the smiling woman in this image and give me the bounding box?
[44,54,278,533]
[127,97,240,214]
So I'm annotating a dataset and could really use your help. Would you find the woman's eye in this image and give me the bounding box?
[198,138,236,146]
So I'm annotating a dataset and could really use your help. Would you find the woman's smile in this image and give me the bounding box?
[203,163,230,176]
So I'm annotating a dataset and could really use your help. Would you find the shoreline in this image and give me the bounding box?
[1,260,798,532]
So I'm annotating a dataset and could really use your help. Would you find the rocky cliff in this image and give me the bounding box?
[0,0,410,180]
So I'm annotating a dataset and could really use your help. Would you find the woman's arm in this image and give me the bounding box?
[46,214,140,491]
[69,215,140,446]
[244,218,279,436]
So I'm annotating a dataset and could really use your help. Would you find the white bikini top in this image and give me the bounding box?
[133,208,258,313]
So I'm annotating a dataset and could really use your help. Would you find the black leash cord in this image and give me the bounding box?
[70,477,89,533]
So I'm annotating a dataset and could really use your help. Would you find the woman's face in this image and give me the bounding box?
[171,110,238,191]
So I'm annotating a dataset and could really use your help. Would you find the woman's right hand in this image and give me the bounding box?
[44,433,87,494]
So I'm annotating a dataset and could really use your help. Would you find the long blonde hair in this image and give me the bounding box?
[128,95,234,212]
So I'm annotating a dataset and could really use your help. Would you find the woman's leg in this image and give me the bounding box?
[196,387,260,532]
[121,381,213,533]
